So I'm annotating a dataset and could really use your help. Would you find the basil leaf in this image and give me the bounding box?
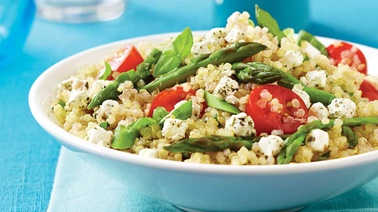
[173,27,194,59]
[98,61,112,80]
[111,117,156,149]
[153,49,181,77]
[159,100,193,125]
[255,5,286,43]
[99,122,108,129]
[171,100,192,120]
[297,30,329,57]
[204,91,240,114]
[152,107,169,123]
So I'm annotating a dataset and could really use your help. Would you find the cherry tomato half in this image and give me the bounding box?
[245,85,309,135]
[107,44,144,80]
[360,79,378,101]
[327,41,367,74]
[148,86,197,117]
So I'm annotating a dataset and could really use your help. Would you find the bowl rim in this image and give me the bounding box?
[29,31,378,176]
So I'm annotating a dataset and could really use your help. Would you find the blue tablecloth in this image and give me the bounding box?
[1,0,378,211]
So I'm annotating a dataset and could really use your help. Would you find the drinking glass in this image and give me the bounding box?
[35,0,126,23]
[0,0,36,67]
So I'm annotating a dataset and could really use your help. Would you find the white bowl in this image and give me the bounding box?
[29,32,378,211]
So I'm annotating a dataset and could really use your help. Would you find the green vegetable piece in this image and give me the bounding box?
[204,91,240,114]
[152,107,169,123]
[87,71,138,110]
[111,118,156,150]
[140,42,267,92]
[99,122,108,129]
[233,62,336,105]
[98,61,112,80]
[173,27,194,59]
[341,126,358,148]
[297,30,329,57]
[136,48,162,78]
[255,5,286,43]
[164,135,259,153]
[153,27,193,77]
[153,50,181,77]
[233,62,285,84]
[57,99,65,108]
[277,117,378,164]
[88,49,162,109]
[159,100,193,125]
[170,100,193,120]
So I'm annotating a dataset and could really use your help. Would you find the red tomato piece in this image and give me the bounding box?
[360,79,378,101]
[327,41,367,74]
[148,86,197,117]
[107,44,144,80]
[245,85,308,135]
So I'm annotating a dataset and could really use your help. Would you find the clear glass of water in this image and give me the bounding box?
[35,0,126,23]
[0,0,36,67]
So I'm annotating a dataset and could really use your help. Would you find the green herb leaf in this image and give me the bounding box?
[111,117,156,150]
[153,49,181,77]
[99,122,108,129]
[204,91,240,114]
[152,107,169,123]
[98,61,112,80]
[297,30,329,57]
[159,100,193,125]
[171,100,192,120]
[58,99,66,108]
[255,5,286,43]
[173,27,194,59]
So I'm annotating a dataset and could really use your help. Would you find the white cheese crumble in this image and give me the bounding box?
[162,118,188,141]
[138,148,158,158]
[258,135,284,156]
[88,80,111,99]
[300,70,327,88]
[292,84,311,108]
[95,99,120,119]
[327,98,356,118]
[213,76,239,101]
[85,125,113,147]
[225,112,256,136]
[281,50,304,68]
[308,102,329,120]
[225,25,245,43]
[66,90,89,109]
[305,129,329,152]
[192,28,226,56]
[301,41,321,58]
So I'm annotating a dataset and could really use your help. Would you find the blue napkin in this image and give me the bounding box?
[48,147,378,212]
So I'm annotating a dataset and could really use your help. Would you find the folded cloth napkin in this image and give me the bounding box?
[48,147,378,212]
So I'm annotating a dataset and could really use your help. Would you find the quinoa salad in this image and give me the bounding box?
[51,6,378,165]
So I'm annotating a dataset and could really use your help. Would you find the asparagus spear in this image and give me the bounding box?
[164,135,261,153]
[140,42,267,92]
[233,62,336,105]
[87,48,162,109]
[277,117,378,164]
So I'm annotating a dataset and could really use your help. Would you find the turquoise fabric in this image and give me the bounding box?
[2,0,378,211]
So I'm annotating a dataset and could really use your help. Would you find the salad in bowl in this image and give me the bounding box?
[29,4,378,211]
[50,6,378,166]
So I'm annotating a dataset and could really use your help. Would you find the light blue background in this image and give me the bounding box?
[1,0,378,211]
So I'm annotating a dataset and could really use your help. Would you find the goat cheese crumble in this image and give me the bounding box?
[305,129,329,152]
[328,98,356,118]
[258,135,284,156]
[162,118,188,141]
[225,112,256,136]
